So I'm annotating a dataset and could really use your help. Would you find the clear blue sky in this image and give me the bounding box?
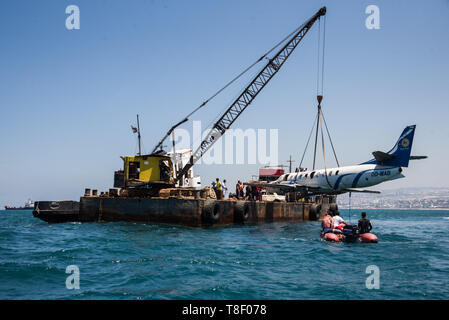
[0,0,448,206]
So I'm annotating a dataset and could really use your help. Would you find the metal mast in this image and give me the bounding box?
[176,7,326,182]
[137,114,142,156]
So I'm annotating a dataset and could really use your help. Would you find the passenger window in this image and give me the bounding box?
[305,173,308,178]
[335,170,339,175]
[310,172,315,179]
[283,174,288,181]
[328,171,332,176]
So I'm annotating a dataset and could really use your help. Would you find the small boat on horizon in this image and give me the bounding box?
[4,199,34,211]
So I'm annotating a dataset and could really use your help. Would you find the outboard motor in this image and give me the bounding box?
[342,224,360,243]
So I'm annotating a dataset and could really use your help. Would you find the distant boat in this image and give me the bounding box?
[4,199,34,211]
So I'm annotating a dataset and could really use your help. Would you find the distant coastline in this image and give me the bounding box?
[336,187,449,211]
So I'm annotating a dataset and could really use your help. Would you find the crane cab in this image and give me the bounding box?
[114,154,175,188]
[113,150,201,189]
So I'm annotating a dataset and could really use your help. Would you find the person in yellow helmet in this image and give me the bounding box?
[215,178,222,200]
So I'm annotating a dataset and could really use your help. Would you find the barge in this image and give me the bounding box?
[33,192,335,226]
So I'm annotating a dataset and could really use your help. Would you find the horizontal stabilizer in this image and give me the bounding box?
[410,156,428,160]
[343,188,381,194]
[372,151,394,162]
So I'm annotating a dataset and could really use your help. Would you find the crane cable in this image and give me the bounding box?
[316,14,340,189]
[299,112,318,170]
[300,16,324,170]
[321,110,340,167]
[317,13,340,189]
[303,14,339,190]
[320,108,334,189]
[348,192,352,223]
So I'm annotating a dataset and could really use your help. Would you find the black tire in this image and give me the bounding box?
[309,204,322,221]
[202,200,223,225]
[234,202,250,223]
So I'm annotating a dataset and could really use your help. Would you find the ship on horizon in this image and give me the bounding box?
[4,199,34,211]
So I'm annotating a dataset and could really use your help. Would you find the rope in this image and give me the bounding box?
[312,108,320,170]
[299,112,318,169]
[321,109,340,167]
[319,109,334,189]
[348,192,352,223]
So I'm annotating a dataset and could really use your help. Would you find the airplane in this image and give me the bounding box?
[245,125,427,196]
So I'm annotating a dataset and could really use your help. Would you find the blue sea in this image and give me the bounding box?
[1,209,448,300]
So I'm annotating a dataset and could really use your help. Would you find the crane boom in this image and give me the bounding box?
[176,7,326,182]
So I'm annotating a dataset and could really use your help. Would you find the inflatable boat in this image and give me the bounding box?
[321,224,378,243]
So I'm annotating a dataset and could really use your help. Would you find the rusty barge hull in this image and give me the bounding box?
[34,196,332,226]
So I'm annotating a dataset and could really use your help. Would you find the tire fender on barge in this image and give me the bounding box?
[234,201,250,223]
[309,204,322,221]
[201,200,224,225]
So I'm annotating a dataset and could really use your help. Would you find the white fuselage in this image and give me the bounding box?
[273,164,404,192]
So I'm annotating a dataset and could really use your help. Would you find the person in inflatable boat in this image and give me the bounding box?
[332,211,346,230]
[321,210,335,234]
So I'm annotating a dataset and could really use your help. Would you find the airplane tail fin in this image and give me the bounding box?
[362,125,416,167]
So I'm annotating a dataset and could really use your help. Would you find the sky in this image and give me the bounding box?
[0,0,448,206]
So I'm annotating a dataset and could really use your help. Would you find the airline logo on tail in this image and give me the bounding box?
[401,138,410,148]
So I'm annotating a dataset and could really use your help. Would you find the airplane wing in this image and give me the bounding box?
[243,183,380,195]
[243,182,322,193]
[342,188,381,194]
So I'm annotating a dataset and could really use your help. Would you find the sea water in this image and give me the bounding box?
[1,209,448,299]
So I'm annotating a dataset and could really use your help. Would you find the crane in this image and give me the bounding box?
[175,7,326,183]
[115,7,326,194]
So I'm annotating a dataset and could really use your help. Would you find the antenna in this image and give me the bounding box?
[287,155,296,172]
